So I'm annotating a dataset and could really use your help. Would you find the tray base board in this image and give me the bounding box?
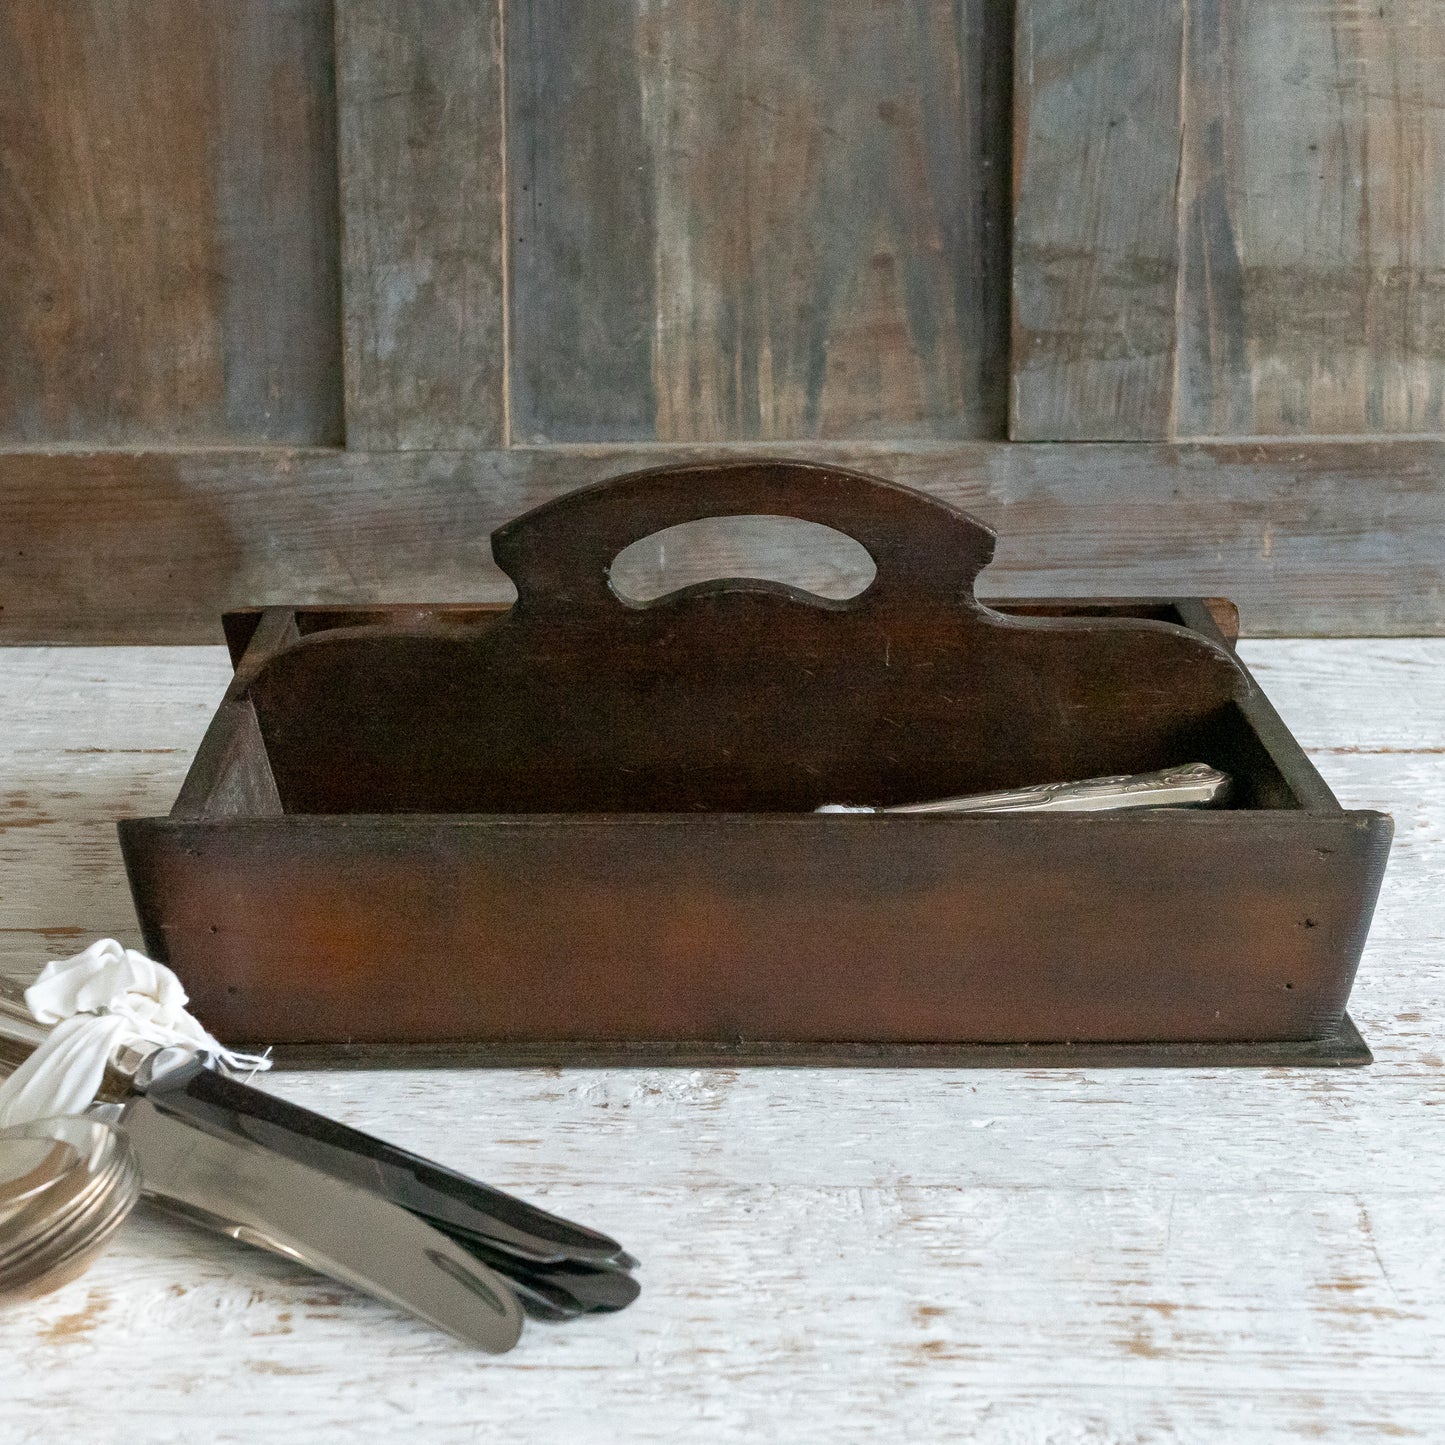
[258,1014,1371,1070]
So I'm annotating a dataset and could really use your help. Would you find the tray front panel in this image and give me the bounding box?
[119,810,1392,1048]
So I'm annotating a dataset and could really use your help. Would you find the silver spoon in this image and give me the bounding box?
[0,1115,141,1303]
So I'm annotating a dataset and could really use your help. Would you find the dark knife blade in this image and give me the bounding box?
[450,1234,642,1316]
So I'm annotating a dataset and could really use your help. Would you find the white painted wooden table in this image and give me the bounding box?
[0,641,1441,1443]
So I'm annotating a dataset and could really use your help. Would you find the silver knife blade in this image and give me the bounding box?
[118,1094,523,1353]
[139,1056,633,1270]
[131,1058,638,1321]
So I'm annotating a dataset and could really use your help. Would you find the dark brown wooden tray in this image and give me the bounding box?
[118,460,1392,1064]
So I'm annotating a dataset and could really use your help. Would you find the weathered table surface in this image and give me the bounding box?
[0,641,1440,1444]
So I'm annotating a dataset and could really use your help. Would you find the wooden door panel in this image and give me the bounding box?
[507,0,1013,444]
[1012,0,1445,440]
[0,0,342,446]
[335,0,507,449]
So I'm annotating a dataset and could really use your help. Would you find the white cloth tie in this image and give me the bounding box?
[0,939,270,1128]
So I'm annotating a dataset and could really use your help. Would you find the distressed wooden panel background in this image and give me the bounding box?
[1,0,1443,639]
[0,0,342,446]
[1013,0,1445,440]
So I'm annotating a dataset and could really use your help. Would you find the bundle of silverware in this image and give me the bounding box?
[0,981,637,1353]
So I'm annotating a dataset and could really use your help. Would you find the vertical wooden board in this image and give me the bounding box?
[215,1,344,444]
[335,0,506,449]
[1014,0,1445,440]
[1010,0,1185,440]
[0,0,341,446]
[1176,0,1445,436]
[506,0,658,443]
[1171,0,1250,437]
[508,0,1012,444]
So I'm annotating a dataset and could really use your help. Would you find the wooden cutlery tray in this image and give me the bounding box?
[118,461,1392,1066]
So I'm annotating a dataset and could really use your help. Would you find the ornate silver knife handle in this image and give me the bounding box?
[818,762,1230,815]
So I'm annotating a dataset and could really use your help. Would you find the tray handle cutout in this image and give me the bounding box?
[607,514,879,607]
[490,460,997,613]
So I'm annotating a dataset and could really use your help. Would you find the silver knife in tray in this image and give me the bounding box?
[816,762,1230,814]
